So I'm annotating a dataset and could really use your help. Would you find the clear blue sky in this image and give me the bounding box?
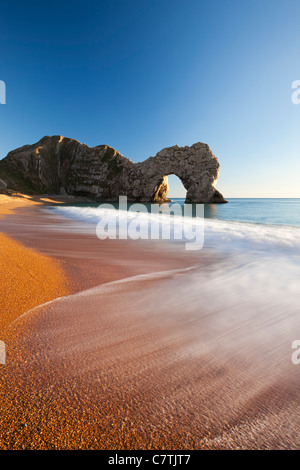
[1,0,300,197]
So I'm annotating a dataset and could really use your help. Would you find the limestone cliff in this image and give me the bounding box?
[0,136,227,203]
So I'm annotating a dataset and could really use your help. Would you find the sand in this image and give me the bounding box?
[0,194,74,329]
[1,194,300,450]
[0,194,213,449]
[0,233,71,329]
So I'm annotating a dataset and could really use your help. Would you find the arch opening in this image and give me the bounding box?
[166,174,187,201]
[151,174,187,203]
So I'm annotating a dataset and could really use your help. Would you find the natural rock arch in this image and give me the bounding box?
[125,142,226,203]
[0,136,227,204]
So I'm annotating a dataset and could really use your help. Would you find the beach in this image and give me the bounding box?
[0,195,207,449]
[1,195,300,450]
[2,0,300,454]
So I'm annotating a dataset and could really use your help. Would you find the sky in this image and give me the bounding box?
[1,0,300,197]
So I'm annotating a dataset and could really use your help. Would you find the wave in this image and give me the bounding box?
[11,266,195,327]
[47,205,300,256]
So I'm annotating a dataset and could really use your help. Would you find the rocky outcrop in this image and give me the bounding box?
[0,136,227,203]
[0,178,7,191]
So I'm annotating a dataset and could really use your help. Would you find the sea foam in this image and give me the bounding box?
[48,204,300,256]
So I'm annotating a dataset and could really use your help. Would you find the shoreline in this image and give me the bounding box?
[1,194,300,450]
[0,194,207,330]
[0,194,216,450]
[0,194,227,450]
[0,194,74,329]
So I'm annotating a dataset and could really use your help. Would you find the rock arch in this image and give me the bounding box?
[0,136,227,204]
[126,142,227,203]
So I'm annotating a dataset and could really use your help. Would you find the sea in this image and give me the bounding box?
[48,198,300,255]
[47,197,300,336]
[28,196,299,435]
[17,198,300,446]
[47,195,300,316]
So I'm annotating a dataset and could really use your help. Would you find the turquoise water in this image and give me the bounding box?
[57,198,300,228]
[47,198,300,376]
[48,198,300,256]
[170,198,300,227]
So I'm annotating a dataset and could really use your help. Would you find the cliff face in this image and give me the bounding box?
[0,136,227,203]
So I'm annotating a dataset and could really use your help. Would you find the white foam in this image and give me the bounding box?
[45,204,300,326]
[48,205,300,256]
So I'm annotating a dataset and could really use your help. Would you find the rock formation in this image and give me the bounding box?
[0,136,227,203]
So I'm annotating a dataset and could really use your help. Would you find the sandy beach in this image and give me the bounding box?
[0,195,206,449]
[2,0,300,454]
[1,195,300,450]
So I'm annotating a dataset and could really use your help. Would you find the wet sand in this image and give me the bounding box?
[0,195,73,329]
[1,195,300,450]
[0,195,207,449]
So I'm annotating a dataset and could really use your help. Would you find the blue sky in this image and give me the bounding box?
[1,0,300,197]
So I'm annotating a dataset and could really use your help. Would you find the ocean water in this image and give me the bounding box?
[49,197,300,226]
[174,197,300,227]
[47,198,300,255]
[8,198,300,448]
[47,198,300,342]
